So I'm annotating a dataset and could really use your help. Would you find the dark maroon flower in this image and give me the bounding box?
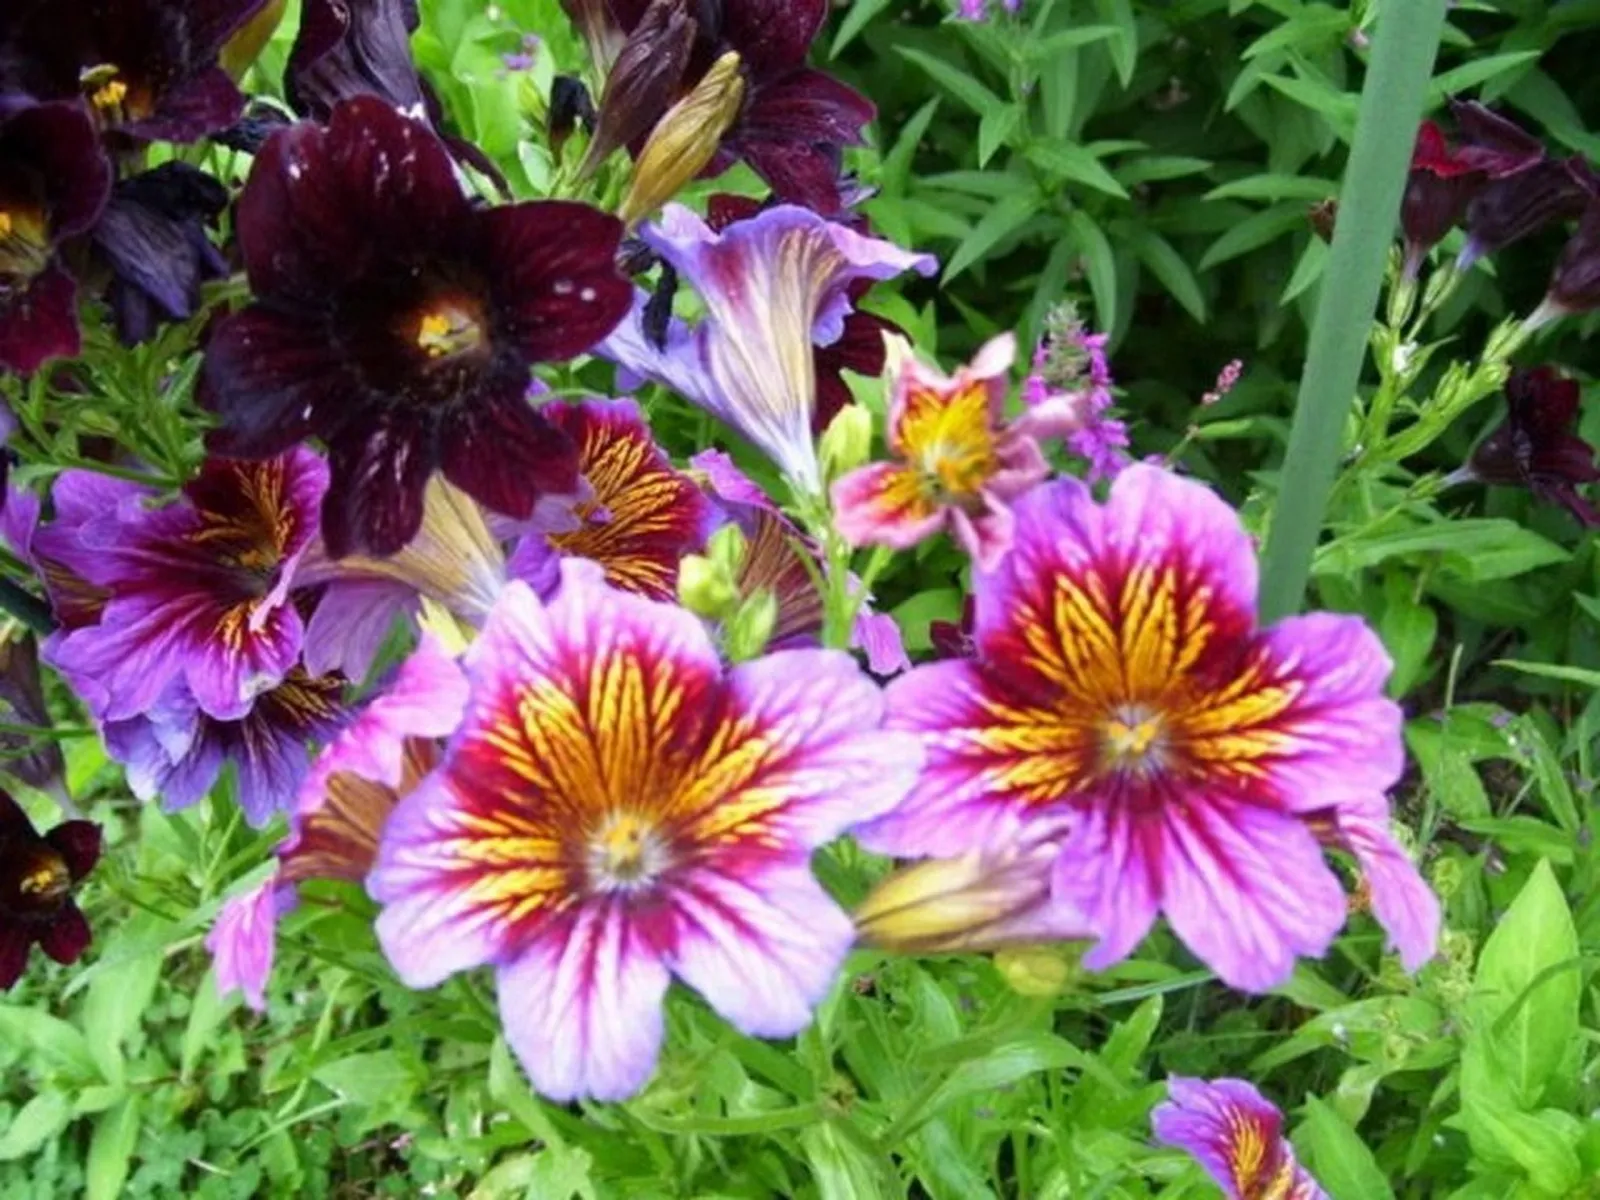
[0,789,100,989]
[0,95,111,374]
[201,98,632,558]
[0,635,67,799]
[90,162,229,345]
[1547,199,1600,314]
[0,0,268,142]
[583,0,697,175]
[608,0,874,213]
[286,0,426,120]
[1402,103,1544,268]
[1461,156,1591,268]
[1466,366,1600,526]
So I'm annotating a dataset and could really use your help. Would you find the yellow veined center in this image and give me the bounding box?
[415,305,485,360]
[901,383,1000,502]
[0,206,50,282]
[586,811,672,892]
[18,849,70,906]
[1097,704,1169,777]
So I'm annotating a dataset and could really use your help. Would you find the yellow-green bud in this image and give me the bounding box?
[818,404,875,483]
[677,554,739,619]
[619,51,745,228]
[995,947,1076,998]
[707,522,748,577]
[854,845,1060,955]
[723,588,778,662]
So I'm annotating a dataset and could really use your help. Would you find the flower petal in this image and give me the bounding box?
[207,878,283,1012]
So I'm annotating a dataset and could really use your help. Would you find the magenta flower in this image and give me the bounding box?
[833,335,1082,570]
[47,449,327,723]
[103,669,346,827]
[609,204,934,494]
[201,97,631,557]
[0,790,100,989]
[856,465,1439,991]
[1152,1077,1327,1200]
[210,636,469,1010]
[368,561,920,1102]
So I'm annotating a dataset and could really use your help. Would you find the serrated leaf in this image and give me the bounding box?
[1294,1096,1395,1200]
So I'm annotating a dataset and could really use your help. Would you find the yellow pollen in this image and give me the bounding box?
[19,856,69,901]
[416,308,483,359]
[91,79,128,111]
[1099,706,1168,775]
[587,811,668,890]
[0,212,11,239]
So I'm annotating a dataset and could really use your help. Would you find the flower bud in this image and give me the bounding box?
[619,51,745,228]
[818,404,874,483]
[221,0,288,80]
[706,521,747,577]
[580,0,697,179]
[548,75,597,160]
[995,946,1077,998]
[677,553,739,619]
[854,844,1081,954]
[561,0,628,78]
[1546,199,1600,314]
[722,587,778,662]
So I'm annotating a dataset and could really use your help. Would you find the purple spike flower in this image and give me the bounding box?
[368,561,921,1102]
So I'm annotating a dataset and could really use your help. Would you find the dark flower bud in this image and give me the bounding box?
[1461,157,1590,268]
[1548,199,1600,314]
[0,635,66,798]
[1401,122,1476,255]
[548,75,597,159]
[1308,198,1337,244]
[1465,366,1600,526]
[580,0,698,179]
[642,263,679,352]
[287,0,427,120]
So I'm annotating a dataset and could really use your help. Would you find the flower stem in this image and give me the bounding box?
[0,577,54,636]
[1256,0,1449,623]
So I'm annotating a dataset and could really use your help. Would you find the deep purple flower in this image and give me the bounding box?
[1152,1077,1327,1200]
[0,789,100,989]
[1461,156,1592,269]
[1546,198,1600,314]
[0,95,111,374]
[0,635,67,800]
[0,0,268,142]
[286,0,426,120]
[90,162,229,345]
[1401,104,1545,266]
[200,98,632,558]
[605,0,875,213]
[104,668,346,827]
[1460,366,1600,526]
[46,450,328,723]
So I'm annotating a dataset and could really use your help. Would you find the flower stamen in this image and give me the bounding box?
[586,811,671,892]
[0,207,50,281]
[1099,705,1169,776]
[17,851,69,906]
[415,306,485,360]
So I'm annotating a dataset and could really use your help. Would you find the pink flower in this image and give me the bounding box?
[1152,1077,1327,1200]
[856,464,1439,991]
[832,335,1083,570]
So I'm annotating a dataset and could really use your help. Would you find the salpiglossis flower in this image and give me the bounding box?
[856,464,1439,992]
[1457,366,1600,526]
[201,97,632,557]
[543,398,714,600]
[833,334,1083,570]
[47,449,328,724]
[0,790,101,990]
[368,561,920,1102]
[1152,1077,1327,1200]
[210,635,468,1010]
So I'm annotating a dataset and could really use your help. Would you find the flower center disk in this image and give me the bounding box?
[414,303,486,361]
[586,811,671,893]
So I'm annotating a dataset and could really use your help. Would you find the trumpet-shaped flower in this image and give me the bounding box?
[47,449,327,723]
[209,636,469,1010]
[368,561,920,1102]
[1454,366,1600,526]
[1152,1077,1327,1200]
[614,204,934,494]
[544,398,714,600]
[0,790,100,989]
[833,335,1083,570]
[856,465,1439,992]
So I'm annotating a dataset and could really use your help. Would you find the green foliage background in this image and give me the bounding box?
[3,1,1600,1197]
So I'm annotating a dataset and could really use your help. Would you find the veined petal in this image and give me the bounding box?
[1152,1076,1328,1200]
[207,878,285,1012]
[832,462,946,550]
[1325,802,1440,972]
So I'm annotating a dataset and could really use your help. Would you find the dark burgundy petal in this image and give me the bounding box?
[480,201,631,361]
[0,265,80,375]
[1448,100,1545,178]
[322,417,435,558]
[1535,483,1600,527]
[740,69,875,149]
[44,820,101,880]
[440,382,581,519]
[706,192,765,231]
[37,901,90,965]
[202,307,361,456]
[0,923,30,989]
[733,136,848,214]
[121,65,245,143]
[1509,367,1581,432]
[0,790,32,836]
[286,0,427,120]
[237,99,469,303]
[813,309,894,431]
[1464,159,1589,260]
[0,636,66,794]
[0,98,112,239]
[719,0,826,78]
[1550,201,1600,313]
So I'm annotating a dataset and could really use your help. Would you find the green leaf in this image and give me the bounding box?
[1095,0,1138,84]
[1471,860,1581,1110]
[1130,230,1206,321]
[1242,5,1351,60]
[1022,141,1129,198]
[1294,1097,1396,1200]
[1428,52,1542,103]
[830,0,894,56]
[977,106,1021,168]
[313,1050,424,1111]
[1068,209,1118,331]
[85,1095,142,1200]
[1199,203,1308,269]
[943,190,1040,282]
[1312,519,1566,582]
[1493,659,1600,690]
[1114,155,1212,187]
[800,1122,894,1200]
[895,47,1003,117]
[1205,174,1338,202]
[0,1092,73,1161]
[880,98,941,197]
[0,1007,96,1078]
[1281,236,1330,304]
[1457,1042,1583,1195]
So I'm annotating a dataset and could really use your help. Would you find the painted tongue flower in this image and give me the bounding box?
[46,449,328,724]
[611,203,933,496]
[543,398,714,600]
[286,0,427,120]
[200,97,632,558]
[0,790,101,990]
[0,95,112,373]
[833,334,1083,570]
[209,635,469,1010]
[368,561,921,1102]
[0,0,268,142]
[855,464,1439,992]
[1152,1077,1327,1200]
[1453,366,1600,526]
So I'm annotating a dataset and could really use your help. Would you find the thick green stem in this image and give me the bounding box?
[1255,0,1448,622]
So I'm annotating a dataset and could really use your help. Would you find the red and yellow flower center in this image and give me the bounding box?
[586,811,673,892]
[0,206,50,282]
[900,382,999,502]
[1097,705,1168,777]
[414,303,486,361]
